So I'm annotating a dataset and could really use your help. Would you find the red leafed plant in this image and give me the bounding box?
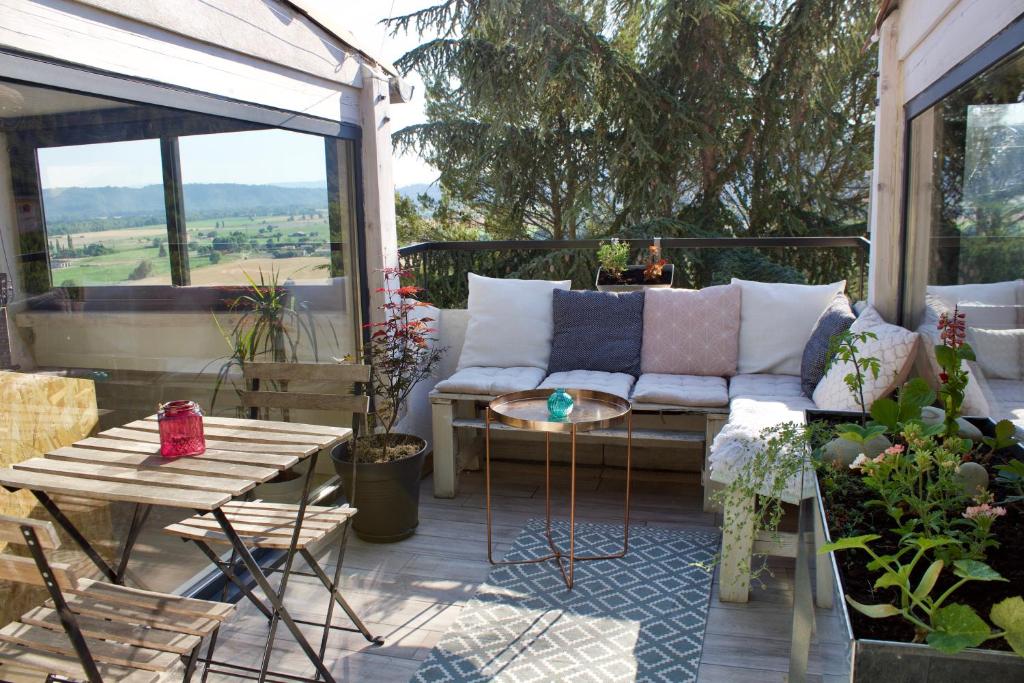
[361,267,445,461]
[643,244,668,283]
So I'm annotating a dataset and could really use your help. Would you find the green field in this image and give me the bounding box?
[50,213,333,286]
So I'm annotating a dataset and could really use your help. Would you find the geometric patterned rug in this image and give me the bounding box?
[410,520,719,682]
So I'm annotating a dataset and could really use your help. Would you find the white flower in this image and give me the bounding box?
[849,454,870,471]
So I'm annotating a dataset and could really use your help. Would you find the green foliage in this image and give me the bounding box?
[387,0,876,240]
[869,378,936,432]
[994,458,1024,505]
[127,260,153,281]
[983,419,1017,452]
[596,238,630,277]
[820,536,1021,655]
[825,329,880,422]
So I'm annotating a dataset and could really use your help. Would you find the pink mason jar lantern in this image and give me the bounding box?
[158,400,206,458]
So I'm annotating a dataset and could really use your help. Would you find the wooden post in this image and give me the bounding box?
[455,400,480,471]
[431,397,458,498]
[814,495,835,609]
[718,488,756,603]
[358,64,400,318]
[703,413,728,513]
[866,14,903,321]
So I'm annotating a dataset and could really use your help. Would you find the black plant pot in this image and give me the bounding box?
[330,434,427,543]
[595,264,674,291]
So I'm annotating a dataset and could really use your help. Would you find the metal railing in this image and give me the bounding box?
[399,236,871,309]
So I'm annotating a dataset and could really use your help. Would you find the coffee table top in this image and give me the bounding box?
[489,389,630,433]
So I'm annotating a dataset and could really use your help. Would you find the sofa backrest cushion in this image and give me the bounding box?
[457,273,571,371]
[812,305,919,411]
[732,278,846,376]
[548,290,645,376]
[800,292,856,397]
[640,284,741,376]
[968,327,1024,380]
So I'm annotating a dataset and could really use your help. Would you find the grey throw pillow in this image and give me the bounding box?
[801,293,856,397]
[548,290,645,376]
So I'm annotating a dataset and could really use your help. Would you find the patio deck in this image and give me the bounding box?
[199,461,850,683]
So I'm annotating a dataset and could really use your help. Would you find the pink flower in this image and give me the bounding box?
[963,504,1007,520]
[884,444,905,455]
[872,453,887,463]
[849,454,870,471]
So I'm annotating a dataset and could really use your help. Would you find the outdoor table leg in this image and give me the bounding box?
[115,502,152,584]
[30,490,120,584]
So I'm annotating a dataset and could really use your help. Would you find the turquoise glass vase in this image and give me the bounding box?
[547,388,574,420]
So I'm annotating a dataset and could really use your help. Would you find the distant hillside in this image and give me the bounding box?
[42,183,328,223]
[397,183,441,202]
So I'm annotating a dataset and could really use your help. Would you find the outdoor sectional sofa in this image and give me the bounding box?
[429,273,920,602]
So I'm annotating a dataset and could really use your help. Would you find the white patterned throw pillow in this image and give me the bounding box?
[812,306,920,411]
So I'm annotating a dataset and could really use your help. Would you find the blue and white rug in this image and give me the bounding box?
[412,520,719,682]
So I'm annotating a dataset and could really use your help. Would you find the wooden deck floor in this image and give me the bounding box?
[203,461,851,682]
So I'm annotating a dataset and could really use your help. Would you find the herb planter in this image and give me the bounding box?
[595,264,674,292]
[808,410,1024,681]
[330,435,428,543]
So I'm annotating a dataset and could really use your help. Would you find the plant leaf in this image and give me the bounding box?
[819,535,880,554]
[953,560,1007,582]
[935,344,957,369]
[913,560,944,600]
[870,398,899,430]
[846,595,900,619]
[927,604,991,653]
[990,597,1024,657]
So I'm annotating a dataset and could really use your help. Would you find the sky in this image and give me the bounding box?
[38,1,438,190]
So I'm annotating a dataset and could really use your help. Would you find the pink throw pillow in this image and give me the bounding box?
[641,285,742,376]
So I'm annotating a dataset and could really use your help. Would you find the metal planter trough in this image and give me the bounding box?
[805,410,1024,681]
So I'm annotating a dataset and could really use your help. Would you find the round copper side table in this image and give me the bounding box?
[485,388,633,589]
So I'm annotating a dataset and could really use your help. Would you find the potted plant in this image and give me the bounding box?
[330,267,445,542]
[811,310,1024,680]
[208,268,324,502]
[595,239,674,291]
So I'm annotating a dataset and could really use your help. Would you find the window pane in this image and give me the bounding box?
[904,46,1024,385]
[38,139,172,286]
[178,129,331,284]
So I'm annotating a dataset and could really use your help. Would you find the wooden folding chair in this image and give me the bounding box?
[165,362,380,683]
[0,514,232,682]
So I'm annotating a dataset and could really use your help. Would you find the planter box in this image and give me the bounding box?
[807,410,1024,682]
[595,264,674,292]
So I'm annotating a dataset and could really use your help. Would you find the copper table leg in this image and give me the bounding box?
[487,406,634,590]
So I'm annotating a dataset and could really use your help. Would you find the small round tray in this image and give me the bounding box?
[488,389,630,434]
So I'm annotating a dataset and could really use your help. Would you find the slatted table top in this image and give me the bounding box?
[0,416,351,511]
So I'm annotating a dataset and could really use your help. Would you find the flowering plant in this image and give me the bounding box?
[642,244,668,282]
[935,307,976,437]
[359,267,445,462]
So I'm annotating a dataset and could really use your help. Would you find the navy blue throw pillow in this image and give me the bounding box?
[548,290,645,376]
[800,292,856,397]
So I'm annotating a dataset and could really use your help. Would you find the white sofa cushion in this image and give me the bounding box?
[732,279,846,375]
[986,379,1024,437]
[434,367,547,396]
[969,328,1024,380]
[538,370,636,399]
[708,396,816,503]
[631,374,728,407]
[813,306,919,411]
[728,374,804,400]
[927,280,1022,317]
[457,273,571,371]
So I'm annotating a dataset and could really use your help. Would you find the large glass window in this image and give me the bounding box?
[0,78,363,609]
[178,129,331,284]
[38,139,172,286]
[903,45,1024,393]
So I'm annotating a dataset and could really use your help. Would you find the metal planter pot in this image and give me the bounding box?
[330,435,428,543]
[814,476,1024,681]
[595,264,674,292]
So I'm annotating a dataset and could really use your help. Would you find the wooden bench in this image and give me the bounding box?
[430,391,729,504]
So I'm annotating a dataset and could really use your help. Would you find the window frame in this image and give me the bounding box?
[897,13,1024,324]
[0,48,365,313]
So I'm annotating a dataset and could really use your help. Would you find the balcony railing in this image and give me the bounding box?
[398,236,871,309]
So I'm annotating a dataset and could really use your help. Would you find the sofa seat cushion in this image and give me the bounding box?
[631,374,728,407]
[435,367,547,396]
[728,374,804,400]
[538,370,636,399]
[708,396,816,504]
